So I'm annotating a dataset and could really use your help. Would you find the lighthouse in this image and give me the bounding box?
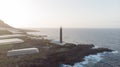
[60,27,63,43]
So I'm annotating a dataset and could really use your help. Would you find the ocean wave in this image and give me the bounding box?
[60,51,118,67]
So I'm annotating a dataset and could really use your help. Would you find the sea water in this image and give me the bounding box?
[36,28,120,50]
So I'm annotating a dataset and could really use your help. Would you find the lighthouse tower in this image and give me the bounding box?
[60,27,63,43]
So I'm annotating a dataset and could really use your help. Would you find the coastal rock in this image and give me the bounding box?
[18,44,112,67]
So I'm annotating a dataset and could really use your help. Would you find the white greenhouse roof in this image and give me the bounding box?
[27,32,47,37]
[0,38,24,45]
[7,48,39,56]
[8,29,23,34]
[0,34,25,39]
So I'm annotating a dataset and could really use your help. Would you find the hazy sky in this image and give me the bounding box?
[0,0,120,28]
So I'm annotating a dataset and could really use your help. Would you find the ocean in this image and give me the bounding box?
[36,28,120,50]
[33,28,120,67]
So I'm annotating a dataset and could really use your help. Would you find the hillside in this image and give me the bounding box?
[0,20,13,28]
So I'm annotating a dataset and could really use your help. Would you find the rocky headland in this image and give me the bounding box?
[16,39,113,67]
[0,20,113,67]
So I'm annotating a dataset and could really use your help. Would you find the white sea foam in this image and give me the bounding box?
[112,51,119,54]
[60,51,118,67]
[60,53,102,67]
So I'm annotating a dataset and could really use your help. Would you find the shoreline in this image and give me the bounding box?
[0,29,114,67]
[17,30,114,67]
[16,38,113,67]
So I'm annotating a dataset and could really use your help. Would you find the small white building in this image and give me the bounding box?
[51,40,66,45]
[7,48,39,56]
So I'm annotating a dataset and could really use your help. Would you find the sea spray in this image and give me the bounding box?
[60,51,118,67]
